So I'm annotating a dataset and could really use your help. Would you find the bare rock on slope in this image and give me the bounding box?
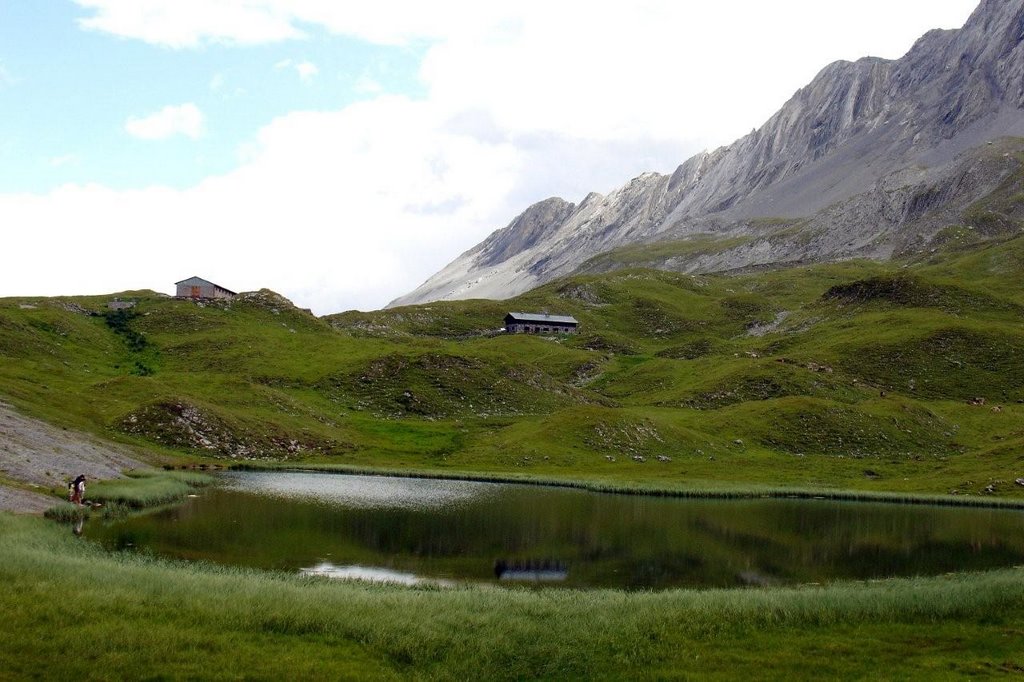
[0,401,145,509]
[391,0,1024,306]
[0,485,52,514]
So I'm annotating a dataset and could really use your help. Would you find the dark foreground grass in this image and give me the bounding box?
[2,514,1024,679]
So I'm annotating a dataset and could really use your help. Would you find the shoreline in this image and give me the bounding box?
[227,461,1024,511]
[10,458,1023,515]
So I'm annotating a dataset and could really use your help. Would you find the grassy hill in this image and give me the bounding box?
[3,235,1024,499]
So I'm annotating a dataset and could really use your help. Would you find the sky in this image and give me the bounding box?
[0,1,980,314]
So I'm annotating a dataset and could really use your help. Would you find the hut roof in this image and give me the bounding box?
[175,276,237,295]
[505,312,578,325]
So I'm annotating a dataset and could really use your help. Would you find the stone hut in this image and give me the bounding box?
[175,276,236,300]
[504,312,579,335]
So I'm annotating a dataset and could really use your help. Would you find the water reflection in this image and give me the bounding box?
[221,472,495,510]
[84,472,1024,590]
[494,559,569,583]
[300,562,444,586]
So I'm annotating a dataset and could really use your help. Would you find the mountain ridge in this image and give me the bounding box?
[391,0,1024,307]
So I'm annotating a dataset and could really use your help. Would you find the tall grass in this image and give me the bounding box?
[87,469,215,508]
[43,501,88,522]
[3,513,1024,678]
[43,469,215,522]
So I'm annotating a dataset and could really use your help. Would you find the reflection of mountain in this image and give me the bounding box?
[393,0,1024,306]
[223,471,494,510]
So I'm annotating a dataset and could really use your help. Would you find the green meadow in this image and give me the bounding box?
[3,224,1024,676]
[3,234,1024,498]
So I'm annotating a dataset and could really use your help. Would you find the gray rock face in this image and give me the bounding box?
[391,0,1024,307]
[473,197,577,268]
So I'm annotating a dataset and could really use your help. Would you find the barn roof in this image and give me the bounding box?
[175,276,237,294]
[505,312,579,325]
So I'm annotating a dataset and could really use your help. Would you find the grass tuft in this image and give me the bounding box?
[88,469,214,509]
[43,502,88,522]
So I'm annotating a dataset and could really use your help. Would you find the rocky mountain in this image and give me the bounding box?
[390,0,1024,307]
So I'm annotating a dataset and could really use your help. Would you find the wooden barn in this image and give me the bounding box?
[504,312,579,335]
[175,276,236,300]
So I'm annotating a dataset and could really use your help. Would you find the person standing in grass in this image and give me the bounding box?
[70,475,86,505]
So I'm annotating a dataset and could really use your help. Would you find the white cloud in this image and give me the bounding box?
[353,74,384,95]
[125,103,205,140]
[3,97,522,314]
[73,0,489,48]
[274,58,319,83]
[209,73,246,97]
[415,2,982,149]
[11,1,981,313]
[295,61,318,83]
[74,0,303,48]
[77,1,978,148]
[48,154,81,168]
[73,1,979,53]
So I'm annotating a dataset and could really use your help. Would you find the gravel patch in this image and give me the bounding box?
[746,311,791,337]
[0,484,53,514]
[0,401,146,512]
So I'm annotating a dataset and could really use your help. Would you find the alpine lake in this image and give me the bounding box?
[84,471,1024,590]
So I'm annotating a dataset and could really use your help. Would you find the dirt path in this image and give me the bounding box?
[0,401,146,513]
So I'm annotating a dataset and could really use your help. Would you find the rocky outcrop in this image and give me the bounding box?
[391,0,1024,307]
[119,400,348,460]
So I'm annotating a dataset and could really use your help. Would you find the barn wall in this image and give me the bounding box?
[177,283,233,299]
[506,323,577,335]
